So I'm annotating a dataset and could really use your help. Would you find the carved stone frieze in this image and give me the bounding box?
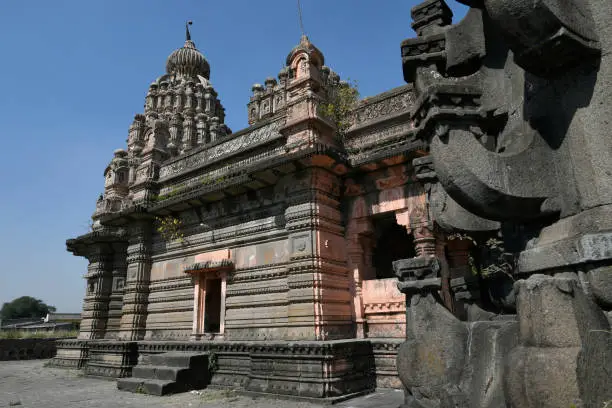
[352,86,414,126]
[159,120,283,179]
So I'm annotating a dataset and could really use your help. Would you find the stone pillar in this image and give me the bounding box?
[285,168,351,340]
[119,220,152,341]
[106,243,127,338]
[346,217,374,339]
[413,224,436,258]
[446,236,480,319]
[347,239,366,338]
[79,244,113,340]
[435,230,455,314]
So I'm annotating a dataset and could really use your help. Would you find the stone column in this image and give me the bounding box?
[346,217,374,339]
[435,231,455,314]
[446,236,479,319]
[285,168,351,340]
[413,224,436,258]
[119,220,152,341]
[79,244,113,340]
[106,243,127,338]
[347,239,366,338]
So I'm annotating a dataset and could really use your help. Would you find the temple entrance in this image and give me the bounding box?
[186,251,232,340]
[371,213,415,279]
[204,278,222,333]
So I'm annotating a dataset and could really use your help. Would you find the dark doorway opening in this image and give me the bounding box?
[204,278,222,333]
[371,213,416,279]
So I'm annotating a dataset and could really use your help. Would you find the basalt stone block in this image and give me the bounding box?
[85,341,138,378]
[397,293,468,402]
[587,265,612,308]
[505,345,582,408]
[461,321,519,408]
[577,329,612,408]
[505,274,611,407]
[514,274,607,348]
[48,339,89,369]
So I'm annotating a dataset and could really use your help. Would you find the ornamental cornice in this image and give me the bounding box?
[224,300,289,310]
[351,85,414,130]
[134,339,373,356]
[145,305,193,313]
[146,294,193,304]
[148,277,192,292]
[363,301,405,314]
[349,137,428,168]
[345,120,416,152]
[184,259,234,274]
[159,118,285,180]
[226,284,289,297]
[231,265,290,282]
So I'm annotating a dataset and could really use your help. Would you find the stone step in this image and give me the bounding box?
[141,352,209,368]
[131,365,188,382]
[118,352,211,396]
[117,377,183,396]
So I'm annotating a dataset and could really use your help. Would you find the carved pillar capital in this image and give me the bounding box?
[393,256,442,296]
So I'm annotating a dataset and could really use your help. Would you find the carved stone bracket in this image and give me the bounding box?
[393,256,441,296]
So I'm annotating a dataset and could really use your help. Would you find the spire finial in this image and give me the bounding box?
[297,0,306,37]
[186,20,193,42]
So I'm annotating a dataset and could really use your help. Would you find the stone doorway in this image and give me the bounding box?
[371,213,416,279]
[185,251,232,340]
[203,278,222,333]
[192,272,227,338]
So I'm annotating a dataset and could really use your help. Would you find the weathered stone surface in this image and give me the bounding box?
[0,338,58,361]
[397,294,468,400]
[395,0,612,406]
[118,352,210,395]
[2,360,405,408]
[577,329,612,408]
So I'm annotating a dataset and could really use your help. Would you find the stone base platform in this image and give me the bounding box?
[51,338,403,401]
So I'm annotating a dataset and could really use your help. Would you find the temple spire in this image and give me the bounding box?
[186,20,193,42]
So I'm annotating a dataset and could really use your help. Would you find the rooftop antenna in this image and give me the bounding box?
[186,20,193,41]
[297,0,306,37]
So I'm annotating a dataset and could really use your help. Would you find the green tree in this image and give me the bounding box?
[0,296,56,320]
[319,79,360,137]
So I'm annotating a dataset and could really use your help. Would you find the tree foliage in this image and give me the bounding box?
[320,79,359,137]
[155,215,185,243]
[0,296,56,320]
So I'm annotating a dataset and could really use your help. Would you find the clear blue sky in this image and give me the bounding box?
[0,1,467,312]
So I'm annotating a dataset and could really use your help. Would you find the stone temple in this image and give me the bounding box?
[51,1,611,406]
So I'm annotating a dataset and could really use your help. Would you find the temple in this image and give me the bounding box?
[51,1,611,406]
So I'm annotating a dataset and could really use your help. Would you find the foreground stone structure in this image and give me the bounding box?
[391,0,612,407]
[51,2,611,405]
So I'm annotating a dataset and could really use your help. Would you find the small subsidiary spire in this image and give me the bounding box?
[186,20,193,42]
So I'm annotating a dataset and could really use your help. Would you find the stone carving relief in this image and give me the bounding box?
[353,88,415,125]
[159,120,283,179]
